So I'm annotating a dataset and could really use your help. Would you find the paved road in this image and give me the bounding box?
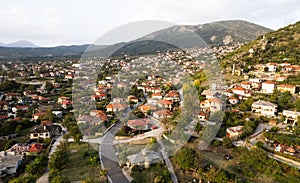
[100,121,130,183]
[158,141,178,183]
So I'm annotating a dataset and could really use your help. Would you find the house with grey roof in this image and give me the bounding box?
[0,153,23,180]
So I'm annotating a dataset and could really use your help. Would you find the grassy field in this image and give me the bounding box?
[61,142,107,183]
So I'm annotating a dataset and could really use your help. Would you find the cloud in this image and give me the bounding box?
[0,0,299,46]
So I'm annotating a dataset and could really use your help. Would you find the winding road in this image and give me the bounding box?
[99,121,130,183]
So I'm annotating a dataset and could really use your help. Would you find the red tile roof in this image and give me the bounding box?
[29,143,43,153]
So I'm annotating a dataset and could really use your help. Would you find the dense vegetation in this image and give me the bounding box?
[236,147,300,182]
[48,141,70,183]
[264,132,300,146]
[222,21,300,67]
[131,163,172,183]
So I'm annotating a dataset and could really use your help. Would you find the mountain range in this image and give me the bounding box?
[0,20,272,61]
[0,40,38,48]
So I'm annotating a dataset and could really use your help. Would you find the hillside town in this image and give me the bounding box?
[1,36,300,182]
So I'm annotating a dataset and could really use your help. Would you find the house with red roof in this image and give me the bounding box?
[240,82,251,89]
[90,110,108,121]
[0,115,8,121]
[226,126,243,140]
[151,93,163,100]
[106,103,127,112]
[32,112,47,120]
[229,97,239,105]
[127,118,155,131]
[165,91,180,102]
[28,143,43,153]
[5,93,19,100]
[0,101,9,111]
[200,98,223,112]
[61,100,73,109]
[277,84,296,94]
[153,109,173,119]
[57,96,70,104]
[127,95,139,103]
[231,87,252,97]
[65,74,74,79]
[158,100,173,110]
[138,104,157,114]
[12,106,28,113]
[198,111,208,121]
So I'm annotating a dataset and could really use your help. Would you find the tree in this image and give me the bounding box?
[222,137,233,148]
[256,141,264,148]
[215,170,229,183]
[69,124,83,142]
[243,120,256,135]
[50,175,70,183]
[89,155,100,165]
[174,147,195,169]
[99,169,107,177]
[238,103,247,112]
[212,140,221,147]
[195,122,202,133]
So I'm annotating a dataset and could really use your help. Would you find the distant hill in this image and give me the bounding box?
[222,21,300,67]
[0,20,272,60]
[0,44,107,61]
[0,40,39,48]
[90,20,272,57]
[138,20,272,47]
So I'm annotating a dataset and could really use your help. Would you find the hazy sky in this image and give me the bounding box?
[1,0,299,47]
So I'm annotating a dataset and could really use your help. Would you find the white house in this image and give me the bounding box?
[264,63,277,72]
[261,81,276,94]
[30,124,61,140]
[151,93,163,100]
[240,82,251,89]
[201,90,216,99]
[228,97,239,105]
[198,111,208,121]
[226,126,243,140]
[200,98,223,112]
[52,111,63,118]
[282,110,300,126]
[252,100,278,117]
[231,87,251,97]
